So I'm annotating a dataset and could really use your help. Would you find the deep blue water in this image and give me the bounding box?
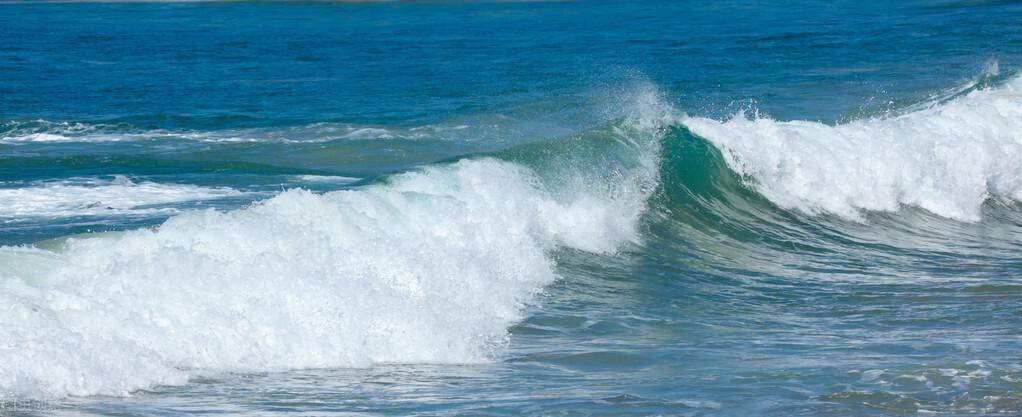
[1,1,1021,416]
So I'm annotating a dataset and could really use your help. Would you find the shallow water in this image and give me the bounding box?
[2,1,1021,416]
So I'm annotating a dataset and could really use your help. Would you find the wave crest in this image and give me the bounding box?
[683,75,1022,221]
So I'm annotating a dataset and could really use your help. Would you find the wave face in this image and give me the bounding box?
[0,89,666,399]
[683,75,1022,221]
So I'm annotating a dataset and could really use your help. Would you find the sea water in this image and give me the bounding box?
[1,1,1021,415]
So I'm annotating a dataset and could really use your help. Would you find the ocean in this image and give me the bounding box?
[1,1,1021,415]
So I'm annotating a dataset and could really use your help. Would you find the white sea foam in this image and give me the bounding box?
[684,75,1022,221]
[0,88,666,400]
[0,177,246,220]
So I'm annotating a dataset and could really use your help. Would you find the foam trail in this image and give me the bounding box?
[290,175,362,184]
[684,75,1022,221]
[1,121,473,144]
[0,177,246,220]
[0,89,666,400]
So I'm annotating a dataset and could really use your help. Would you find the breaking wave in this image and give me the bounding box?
[0,87,667,399]
[2,73,1021,401]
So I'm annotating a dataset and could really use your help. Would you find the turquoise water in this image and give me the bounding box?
[2,1,1022,415]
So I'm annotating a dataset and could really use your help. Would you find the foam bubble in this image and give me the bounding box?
[684,75,1022,221]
